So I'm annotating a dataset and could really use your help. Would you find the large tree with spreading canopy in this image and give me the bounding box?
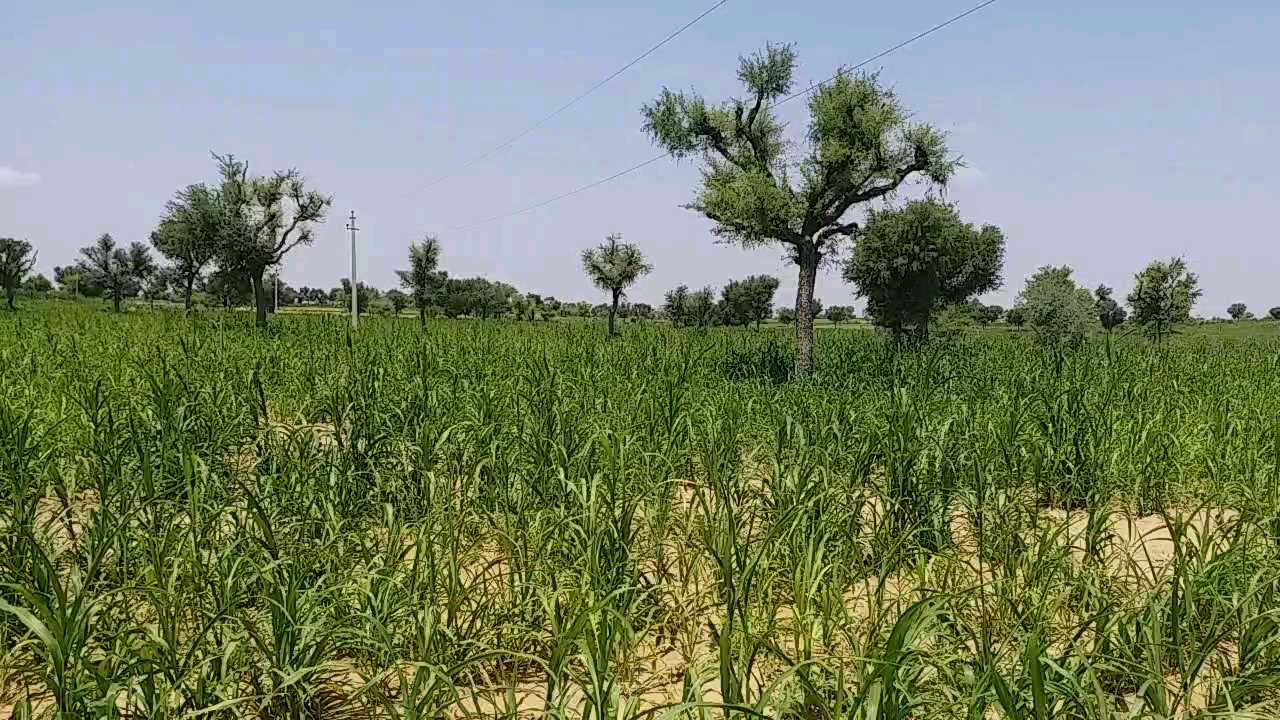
[642,44,955,373]
[214,154,332,328]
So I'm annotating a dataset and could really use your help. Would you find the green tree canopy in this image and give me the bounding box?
[1127,257,1201,344]
[0,238,37,310]
[580,234,652,336]
[1014,265,1097,351]
[214,153,332,328]
[1227,302,1249,321]
[825,305,853,325]
[151,183,225,313]
[643,45,955,373]
[24,274,53,294]
[384,289,409,316]
[687,286,718,328]
[842,200,1004,342]
[965,301,1003,325]
[1094,285,1127,331]
[720,275,780,329]
[201,267,251,308]
[664,285,692,327]
[1005,305,1027,327]
[437,277,517,319]
[339,278,380,317]
[397,236,445,326]
[75,234,155,312]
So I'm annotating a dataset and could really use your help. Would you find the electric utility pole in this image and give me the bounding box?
[346,210,359,329]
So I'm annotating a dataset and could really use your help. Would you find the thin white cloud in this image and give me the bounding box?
[0,166,41,188]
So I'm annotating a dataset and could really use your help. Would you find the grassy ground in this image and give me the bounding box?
[2,300,1280,718]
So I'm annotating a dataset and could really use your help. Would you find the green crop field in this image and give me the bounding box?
[3,301,1280,718]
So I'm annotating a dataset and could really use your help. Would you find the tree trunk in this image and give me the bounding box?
[418,305,426,327]
[184,275,195,315]
[251,270,268,328]
[914,321,929,344]
[608,289,620,336]
[794,245,820,375]
[112,294,122,313]
[5,287,14,310]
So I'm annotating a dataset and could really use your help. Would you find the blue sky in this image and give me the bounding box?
[3,0,1277,316]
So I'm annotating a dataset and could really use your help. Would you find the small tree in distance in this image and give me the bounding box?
[1005,306,1027,327]
[385,289,409,316]
[825,305,852,325]
[664,285,692,327]
[1270,307,1280,320]
[1094,285,1127,333]
[843,199,1005,343]
[143,267,175,308]
[580,234,652,336]
[398,236,444,326]
[1127,257,1201,344]
[24,274,53,294]
[968,302,1003,325]
[687,287,718,328]
[1015,265,1097,352]
[1227,303,1248,321]
[76,234,155,312]
[0,238,37,310]
[720,275,780,329]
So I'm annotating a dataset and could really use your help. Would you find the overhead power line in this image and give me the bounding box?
[426,0,731,190]
[449,0,1002,231]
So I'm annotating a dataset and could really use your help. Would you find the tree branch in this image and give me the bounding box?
[819,159,926,229]
[816,221,859,242]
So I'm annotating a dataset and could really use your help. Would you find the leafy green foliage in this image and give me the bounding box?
[214,153,332,327]
[436,277,517,319]
[686,286,717,328]
[1015,265,1097,351]
[397,236,444,325]
[2,304,1280,712]
[1127,257,1202,343]
[1228,302,1250,321]
[719,275,779,328]
[580,234,651,336]
[142,265,175,305]
[824,305,854,324]
[72,233,155,312]
[643,46,955,372]
[843,199,1004,341]
[23,274,52,294]
[0,237,37,309]
[1270,307,1280,320]
[1094,284,1127,331]
[340,278,379,316]
[150,183,225,311]
[1005,305,1027,327]
[202,266,252,308]
[384,289,408,316]
[966,301,1004,324]
[1,306,1279,717]
[664,285,692,327]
